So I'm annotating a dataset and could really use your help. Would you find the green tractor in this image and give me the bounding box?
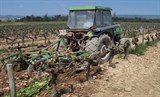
[0,6,130,74]
[0,7,130,95]
[59,6,129,64]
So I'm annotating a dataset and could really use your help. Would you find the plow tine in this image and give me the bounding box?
[41,40,60,51]
[0,52,19,61]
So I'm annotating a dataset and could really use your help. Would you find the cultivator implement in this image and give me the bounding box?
[0,35,92,80]
[0,47,29,72]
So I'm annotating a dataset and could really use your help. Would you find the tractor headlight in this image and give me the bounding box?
[87,31,93,38]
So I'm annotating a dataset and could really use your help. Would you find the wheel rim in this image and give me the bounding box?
[100,45,111,60]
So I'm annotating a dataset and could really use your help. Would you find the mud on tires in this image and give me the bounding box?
[85,34,112,64]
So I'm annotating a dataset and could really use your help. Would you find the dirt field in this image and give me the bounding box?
[63,42,160,97]
[0,32,159,97]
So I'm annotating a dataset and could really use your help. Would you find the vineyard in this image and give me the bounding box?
[0,22,159,48]
[0,22,66,48]
[0,22,160,97]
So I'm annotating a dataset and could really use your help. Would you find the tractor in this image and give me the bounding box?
[0,6,130,74]
[0,6,130,96]
[59,6,130,65]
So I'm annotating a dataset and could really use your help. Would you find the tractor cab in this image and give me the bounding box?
[58,6,126,64]
[67,6,112,30]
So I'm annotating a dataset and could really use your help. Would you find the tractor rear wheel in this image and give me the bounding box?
[85,35,112,64]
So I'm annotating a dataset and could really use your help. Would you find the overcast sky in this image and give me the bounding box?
[0,0,160,15]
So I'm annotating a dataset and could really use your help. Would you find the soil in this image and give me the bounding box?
[0,69,40,96]
[0,33,159,97]
[63,42,160,97]
[0,62,101,97]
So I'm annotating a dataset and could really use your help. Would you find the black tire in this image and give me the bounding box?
[85,35,112,64]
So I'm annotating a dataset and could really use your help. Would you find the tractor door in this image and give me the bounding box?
[96,10,112,27]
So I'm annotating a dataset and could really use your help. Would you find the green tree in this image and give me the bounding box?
[43,14,50,21]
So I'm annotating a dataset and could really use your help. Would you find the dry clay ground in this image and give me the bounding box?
[65,43,160,97]
[0,33,160,97]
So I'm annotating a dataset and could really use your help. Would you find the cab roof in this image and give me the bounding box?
[69,6,112,11]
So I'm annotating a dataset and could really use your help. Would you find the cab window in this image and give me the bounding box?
[96,10,111,27]
[103,10,112,26]
[96,10,103,27]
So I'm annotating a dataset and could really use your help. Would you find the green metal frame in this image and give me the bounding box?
[114,28,123,34]
[0,36,90,67]
[69,6,112,11]
[0,34,92,81]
